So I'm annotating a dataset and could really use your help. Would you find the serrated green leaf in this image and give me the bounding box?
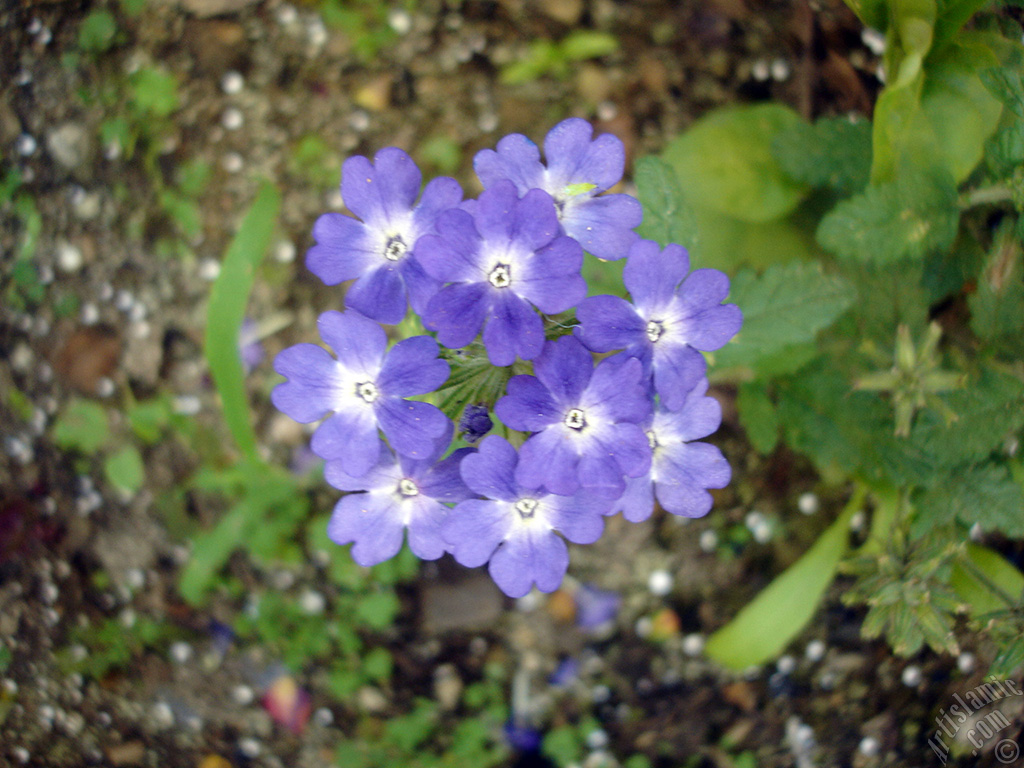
[103,445,144,494]
[662,103,808,223]
[908,367,1024,468]
[736,381,780,454]
[837,261,930,343]
[981,64,1024,118]
[685,206,819,273]
[914,462,1024,537]
[772,115,872,194]
[127,397,171,444]
[816,169,960,263]
[705,491,860,669]
[52,399,110,454]
[969,231,1024,351]
[715,262,854,372]
[634,156,698,251]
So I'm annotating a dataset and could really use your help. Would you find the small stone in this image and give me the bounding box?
[313,707,333,726]
[96,377,115,398]
[956,651,975,673]
[699,529,718,553]
[900,665,921,687]
[299,589,325,615]
[849,510,866,533]
[858,735,880,757]
[647,569,673,596]
[46,123,92,170]
[198,258,221,281]
[805,639,826,663]
[387,9,412,34]
[237,738,260,758]
[221,71,244,94]
[16,133,36,156]
[276,4,297,25]
[433,664,462,711]
[357,686,388,713]
[231,684,254,705]
[751,520,773,544]
[776,655,796,675]
[797,492,819,515]
[682,633,704,657]
[751,59,770,81]
[861,28,886,55]
[770,58,791,82]
[170,641,192,664]
[222,108,243,130]
[585,728,609,750]
[273,240,296,263]
[152,702,174,728]
[222,152,243,173]
[12,746,30,764]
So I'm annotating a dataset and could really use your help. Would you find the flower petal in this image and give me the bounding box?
[516,238,585,314]
[483,292,543,366]
[515,428,580,496]
[406,496,450,560]
[424,282,489,350]
[415,209,482,283]
[652,344,707,411]
[474,134,544,192]
[562,194,642,261]
[443,499,512,567]
[495,375,559,432]
[543,118,623,191]
[328,492,405,566]
[489,527,569,597]
[310,409,380,476]
[271,344,342,423]
[575,295,645,353]
[306,213,377,285]
[344,265,408,325]
[377,335,448,396]
[532,336,593,406]
[342,148,421,226]
[624,240,690,309]
[458,435,518,501]
[316,310,387,375]
[376,398,450,459]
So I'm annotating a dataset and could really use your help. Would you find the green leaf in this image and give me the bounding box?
[714,262,854,373]
[179,499,256,605]
[127,397,172,444]
[816,168,959,263]
[542,726,584,767]
[103,446,145,494]
[685,206,819,273]
[560,30,619,61]
[52,399,110,454]
[129,67,179,118]
[736,381,779,454]
[968,230,1024,352]
[634,155,698,250]
[980,63,1024,118]
[950,543,1024,618]
[78,9,118,54]
[362,646,393,682]
[705,490,861,669]
[842,0,887,29]
[934,0,993,48]
[662,103,808,223]
[873,31,1003,183]
[501,40,560,84]
[772,115,872,194]
[356,591,400,630]
[914,462,1024,537]
[204,181,281,462]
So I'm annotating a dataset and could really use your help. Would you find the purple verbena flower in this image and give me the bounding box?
[575,239,743,410]
[442,435,610,598]
[306,147,462,324]
[613,380,731,522]
[495,336,652,499]
[473,118,642,261]
[574,583,621,631]
[458,404,493,444]
[324,432,474,566]
[271,309,450,478]
[417,180,585,366]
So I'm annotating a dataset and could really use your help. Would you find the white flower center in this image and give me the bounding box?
[515,498,538,519]
[355,381,379,403]
[646,430,658,450]
[646,320,664,343]
[564,408,587,431]
[488,263,512,289]
[383,235,407,262]
[398,478,419,497]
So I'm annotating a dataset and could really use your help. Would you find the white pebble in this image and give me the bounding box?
[221,71,244,94]
[699,529,718,553]
[169,641,192,664]
[128,303,146,322]
[173,395,202,416]
[276,4,297,25]
[349,110,370,132]
[776,654,796,675]
[901,665,921,687]
[477,113,499,133]
[751,520,773,544]
[858,735,880,757]
[306,18,327,49]
[751,59,770,82]
[56,242,83,273]
[585,728,609,750]
[647,569,673,596]
[222,152,243,173]
[95,377,115,398]
[849,510,866,533]
[682,633,705,657]
[198,258,221,281]
[38,704,55,725]
[231,684,255,705]
[387,9,412,34]
[770,58,791,81]
[40,582,59,605]
[37,264,54,284]
[3,679,18,695]
[969,522,983,541]
[957,652,975,673]
[299,589,326,615]
[805,639,826,663]
[222,108,244,131]
[11,343,33,372]
[797,492,819,515]
[745,510,765,531]
[313,707,334,726]
[11,746,30,764]
[119,608,136,629]
[16,134,37,156]
[274,239,296,263]
[861,28,886,55]
[238,737,261,758]
[596,101,618,122]
[152,701,174,728]
[634,616,652,638]
[114,290,134,312]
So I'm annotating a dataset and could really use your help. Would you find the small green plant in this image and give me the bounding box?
[501,31,619,85]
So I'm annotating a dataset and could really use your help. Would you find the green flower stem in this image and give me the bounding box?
[959,185,1013,210]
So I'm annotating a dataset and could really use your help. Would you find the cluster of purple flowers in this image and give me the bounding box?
[272,119,742,598]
